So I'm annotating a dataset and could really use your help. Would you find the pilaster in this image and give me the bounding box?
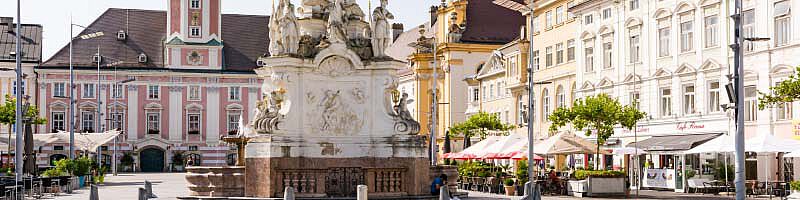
[206,86,220,143]
[169,86,184,141]
[127,86,139,141]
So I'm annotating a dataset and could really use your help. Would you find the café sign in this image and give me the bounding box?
[676,122,705,131]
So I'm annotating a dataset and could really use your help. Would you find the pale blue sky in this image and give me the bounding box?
[2,0,431,60]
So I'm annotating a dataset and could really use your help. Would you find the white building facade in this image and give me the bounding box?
[572,0,800,183]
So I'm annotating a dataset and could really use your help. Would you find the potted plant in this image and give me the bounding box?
[120,153,134,172]
[789,181,800,198]
[172,151,185,172]
[504,178,516,196]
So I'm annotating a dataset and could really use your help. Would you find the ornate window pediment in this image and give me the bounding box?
[145,102,163,110]
[675,63,697,76]
[653,68,673,79]
[580,81,595,91]
[623,73,642,84]
[597,77,614,88]
[700,59,722,72]
[226,103,244,111]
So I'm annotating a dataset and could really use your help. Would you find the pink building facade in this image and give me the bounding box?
[35,0,268,171]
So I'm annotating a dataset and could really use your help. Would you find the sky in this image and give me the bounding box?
[2,0,432,61]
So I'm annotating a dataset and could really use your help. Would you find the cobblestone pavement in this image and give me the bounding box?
[460,189,774,200]
[47,173,188,200]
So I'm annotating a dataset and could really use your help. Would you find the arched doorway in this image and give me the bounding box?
[49,154,67,166]
[139,148,165,172]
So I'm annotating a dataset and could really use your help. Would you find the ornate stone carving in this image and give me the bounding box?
[315,56,354,77]
[342,0,365,21]
[389,92,420,135]
[350,87,366,104]
[127,85,139,92]
[187,51,204,65]
[325,0,347,44]
[371,0,394,58]
[268,0,300,56]
[313,89,362,135]
[251,89,286,134]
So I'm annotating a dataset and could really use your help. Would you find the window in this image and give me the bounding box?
[708,81,720,113]
[704,14,719,48]
[661,88,672,117]
[774,81,793,120]
[472,88,480,102]
[110,112,124,131]
[584,14,593,25]
[567,1,576,19]
[188,146,199,151]
[82,84,95,98]
[518,96,527,124]
[147,85,160,100]
[602,8,612,19]
[187,154,201,166]
[556,43,564,64]
[190,0,201,9]
[508,55,518,76]
[229,87,241,101]
[147,112,160,133]
[545,46,553,67]
[12,80,25,96]
[630,92,640,110]
[556,87,565,108]
[683,85,696,114]
[81,111,95,132]
[489,84,495,100]
[584,46,594,72]
[187,113,201,134]
[743,10,755,51]
[496,82,502,98]
[532,16,540,33]
[775,1,791,47]
[482,86,487,100]
[744,86,757,121]
[629,0,639,10]
[546,11,553,28]
[190,26,201,37]
[542,89,550,121]
[603,42,612,69]
[532,50,540,71]
[53,146,64,151]
[188,86,201,101]
[53,83,66,98]
[52,112,65,132]
[228,112,241,134]
[680,18,694,53]
[111,84,124,99]
[567,40,575,61]
[556,6,565,24]
[629,34,640,63]
[658,24,671,57]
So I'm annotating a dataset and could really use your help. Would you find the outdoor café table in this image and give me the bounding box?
[768,181,787,197]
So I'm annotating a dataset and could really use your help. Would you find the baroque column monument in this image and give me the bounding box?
[244,0,428,198]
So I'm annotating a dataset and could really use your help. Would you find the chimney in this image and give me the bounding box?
[429,6,439,25]
[1,17,13,30]
[392,23,404,42]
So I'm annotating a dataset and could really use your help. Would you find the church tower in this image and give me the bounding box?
[164,0,223,69]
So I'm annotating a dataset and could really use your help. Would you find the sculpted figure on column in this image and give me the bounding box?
[371,0,394,58]
[326,0,347,44]
[268,0,289,56]
[280,3,300,54]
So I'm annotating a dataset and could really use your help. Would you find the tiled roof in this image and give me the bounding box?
[460,0,525,44]
[42,8,269,72]
[386,22,436,61]
[0,19,42,63]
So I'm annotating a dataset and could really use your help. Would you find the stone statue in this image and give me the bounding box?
[252,90,285,133]
[342,0,365,20]
[371,0,394,58]
[280,3,300,54]
[326,0,347,44]
[390,93,420,135]
[268,0,289,56]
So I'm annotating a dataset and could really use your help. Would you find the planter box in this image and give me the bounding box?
[568,177,626,197]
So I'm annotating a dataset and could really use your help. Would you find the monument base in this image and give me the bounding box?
[244,157,430,198]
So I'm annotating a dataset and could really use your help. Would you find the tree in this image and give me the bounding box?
[447,112,514,148]
[548,94,646,169]
[0,95,46,167]
[759,67,800,109]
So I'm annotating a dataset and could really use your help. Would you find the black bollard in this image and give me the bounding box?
[90,184,99,200]
[138,187,148,200]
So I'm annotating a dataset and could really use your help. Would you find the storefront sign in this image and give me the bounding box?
[676,122,705,131]
[793,119,800,140]
[621,126,650,134]
[643,169,676,189]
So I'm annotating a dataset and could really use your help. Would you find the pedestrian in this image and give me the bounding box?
[186,157,195,166]
[431,174,446,195]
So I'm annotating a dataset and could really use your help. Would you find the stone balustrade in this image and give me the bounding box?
[185,166,245,197]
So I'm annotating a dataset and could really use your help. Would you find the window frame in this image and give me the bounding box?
[228,86,242,101]
[187,113,202,135]
[82,83,96,99]
[228,112,242,134]
[51,111,66,132]
[190,0,201,9]
[680,18,694,53]
[146,112,161,133]
[81,110,95,132]
[147,85,160,100]
[683,84,696,115]
[661,88,672,117]
[53,82,66,98]
[188,85,202,101]
[584,46,594,72]
[708,81,721,113]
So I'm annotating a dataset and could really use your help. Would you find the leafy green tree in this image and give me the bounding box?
[448,112,513,148]
[759,67,800,109]
[548,94,646,169]
[0,94,46,167]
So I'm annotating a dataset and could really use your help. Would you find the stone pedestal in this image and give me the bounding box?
[185,167,245,197]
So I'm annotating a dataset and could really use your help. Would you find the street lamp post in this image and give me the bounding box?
[14,0,24,182]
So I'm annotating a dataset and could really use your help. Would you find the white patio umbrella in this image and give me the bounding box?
[445,136,502,160]
[610,147,648,155]
[479,133,526,159]
[533,132,599,155]
[784,150,800,158]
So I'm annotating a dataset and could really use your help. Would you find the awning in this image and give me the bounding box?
[0,130,121,153]
[626,133,720,152]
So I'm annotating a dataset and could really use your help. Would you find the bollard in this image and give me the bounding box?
[357,185,368,200]
[522,182,542,200]
[283,187,295,200]
[144,180,157,198]
[138,187,148,200]
[439,185,450,200]
[90,184,99,200]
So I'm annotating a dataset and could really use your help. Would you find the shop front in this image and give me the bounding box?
[625,133,721,192]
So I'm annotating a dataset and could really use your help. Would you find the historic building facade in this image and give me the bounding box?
[572,0,800,181]
[0,17,42,138]
[35,0,267,171]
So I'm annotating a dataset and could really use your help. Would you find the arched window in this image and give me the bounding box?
[542,89,550,121]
